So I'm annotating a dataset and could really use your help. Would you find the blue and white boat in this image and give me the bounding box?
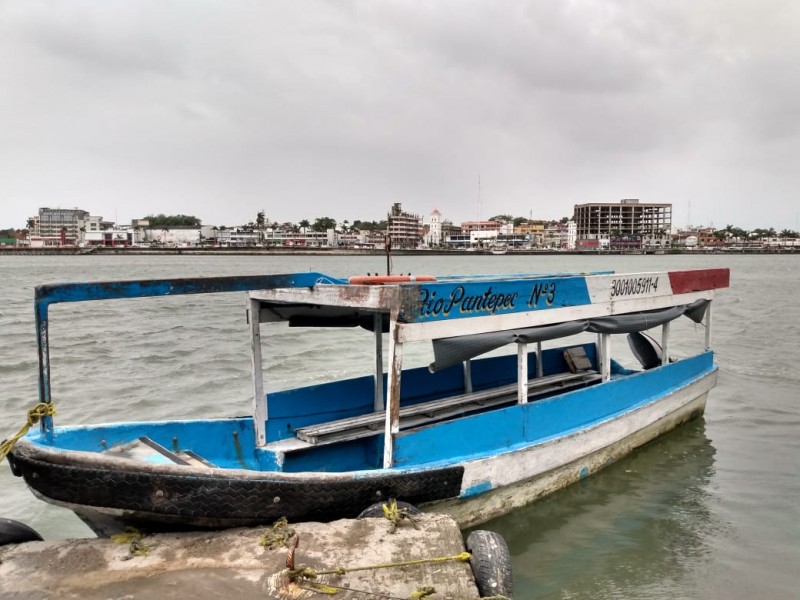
[8,268,729,535]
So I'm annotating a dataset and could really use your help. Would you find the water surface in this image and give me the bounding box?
[1,253,797,598]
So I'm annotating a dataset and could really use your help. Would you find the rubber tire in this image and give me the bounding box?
[0,518,44,546]
[466,529,513,598]
[356,500,421,519]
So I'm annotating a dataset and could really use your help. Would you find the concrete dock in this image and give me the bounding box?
[0,513,484,599]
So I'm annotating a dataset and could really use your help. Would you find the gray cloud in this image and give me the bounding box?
[2,0,799,230]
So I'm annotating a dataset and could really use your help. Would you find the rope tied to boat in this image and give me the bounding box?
[110,526,156,559]
[259,516,296,550]
[382,498,419,533]
[0,402,56,463]
[289,551,472,580]
[279,523,479,599]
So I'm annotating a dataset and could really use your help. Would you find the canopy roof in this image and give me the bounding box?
[428,299,709,372]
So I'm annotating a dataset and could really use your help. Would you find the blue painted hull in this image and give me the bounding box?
[9,347,716,535]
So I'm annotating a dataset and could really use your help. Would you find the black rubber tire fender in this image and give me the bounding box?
[0,518,44,546]
[466,529,513,598]
[356,500,421,519]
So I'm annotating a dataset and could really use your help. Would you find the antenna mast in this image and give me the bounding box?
[477,174,482,221]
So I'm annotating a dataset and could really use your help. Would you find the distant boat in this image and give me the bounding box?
[490,244,508,255]
[8,268,729,535]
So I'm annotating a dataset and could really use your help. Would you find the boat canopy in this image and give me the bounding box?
[428,299,709,372]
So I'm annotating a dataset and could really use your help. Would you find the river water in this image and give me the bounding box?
[1,253,798,599]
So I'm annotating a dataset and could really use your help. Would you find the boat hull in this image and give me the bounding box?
[7,447,464,536]
[436,368,715,526]
[10,368,714,535]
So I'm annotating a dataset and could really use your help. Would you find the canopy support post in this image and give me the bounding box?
[661,322,671,365]
[383,313,403,469]
[517,342,528,403]
[373,313,384,412]
[600,334,611,382]
[596,333,604,378]
[705,302,713,350]
[35,299,54,440]
[536,341,543,378]
[463,359,473,394]
[249,299,267,448]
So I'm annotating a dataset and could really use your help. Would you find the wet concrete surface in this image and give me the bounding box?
[0,513,479,599]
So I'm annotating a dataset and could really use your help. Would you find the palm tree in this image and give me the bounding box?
[256,210,266,245]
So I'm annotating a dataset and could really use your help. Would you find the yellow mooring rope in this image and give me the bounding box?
[290,551,472,579]
[381,498,419,533]
[0,403,56,463]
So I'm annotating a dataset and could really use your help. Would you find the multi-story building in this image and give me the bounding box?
[460,220,502,234]
[674,227,717,248]
[29,207,90,246]
[573,199,672,250]
[515,220,546,246]
[387,203,422,249]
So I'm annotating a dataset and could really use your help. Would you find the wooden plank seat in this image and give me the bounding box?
[105,437,216,468]
[294,370,600,446]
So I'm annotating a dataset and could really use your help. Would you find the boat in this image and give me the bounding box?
[490,244,508,255]
[6,268,729,536]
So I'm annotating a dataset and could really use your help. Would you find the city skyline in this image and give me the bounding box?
[6,202,799,235]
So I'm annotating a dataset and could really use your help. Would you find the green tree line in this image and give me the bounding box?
[142,214,202,227]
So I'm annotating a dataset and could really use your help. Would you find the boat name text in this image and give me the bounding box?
[610,276,659,298]
[527,282,556,308]
[418,282,557,318]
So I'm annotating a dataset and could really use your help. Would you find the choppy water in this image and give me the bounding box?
[1,253,798,599]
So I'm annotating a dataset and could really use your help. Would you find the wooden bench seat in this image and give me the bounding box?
[106,437,216,468]
[294,370,600,446]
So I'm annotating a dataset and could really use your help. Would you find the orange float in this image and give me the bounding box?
[348,275,437,285]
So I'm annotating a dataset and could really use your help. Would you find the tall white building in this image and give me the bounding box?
[423,209,443,247]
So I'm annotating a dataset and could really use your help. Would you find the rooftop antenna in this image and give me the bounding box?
[477,174,482,221]
[385,233,392,276]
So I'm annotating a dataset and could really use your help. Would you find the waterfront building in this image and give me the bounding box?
[28,207,90,247]
[460,220,502,234]
[541,221,568,249]
[422,209,443,247]
[141,226,201,247]
[567,220,577,250]
[77,215,131,247]
[674,227,718,248]
[515,220,546,246]
[441,221,461,245]
[201,226,259,247]
[573,199,672,250]
[387,203,422,249]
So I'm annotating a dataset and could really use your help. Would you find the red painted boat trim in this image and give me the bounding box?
[668,268,730,294]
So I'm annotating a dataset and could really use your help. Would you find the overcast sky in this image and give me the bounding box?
[2,1,799,231]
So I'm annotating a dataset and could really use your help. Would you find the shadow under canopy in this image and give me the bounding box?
[428,299,709,373]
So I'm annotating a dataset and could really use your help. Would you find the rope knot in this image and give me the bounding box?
[1,402,57,464]
[27,403,56,426]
